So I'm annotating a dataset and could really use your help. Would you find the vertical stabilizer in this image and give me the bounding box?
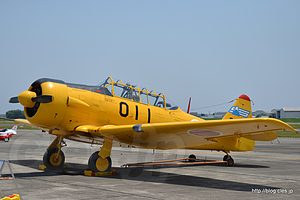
[12,125,18,131]
[187,97,191,114]
[222,94,252,119]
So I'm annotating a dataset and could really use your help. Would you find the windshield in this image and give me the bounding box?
[98,77,178,110]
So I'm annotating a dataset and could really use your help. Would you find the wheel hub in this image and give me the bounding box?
[96,157,109,172]
[49,153,62,166]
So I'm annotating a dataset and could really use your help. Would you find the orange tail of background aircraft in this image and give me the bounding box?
[222,94,252,119]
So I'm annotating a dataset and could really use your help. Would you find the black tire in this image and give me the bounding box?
[188,154,196,162]
[43,148,65,170]
[88,151,112,172]
[226,157,234,166]
[4,138,9,142]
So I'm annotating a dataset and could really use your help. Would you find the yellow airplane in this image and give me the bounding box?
[9,77,295,172]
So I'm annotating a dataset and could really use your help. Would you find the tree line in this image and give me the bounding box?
[5,109,26,119]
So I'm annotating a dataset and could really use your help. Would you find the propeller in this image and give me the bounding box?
[9,81,54,117]
[9,92,53,107]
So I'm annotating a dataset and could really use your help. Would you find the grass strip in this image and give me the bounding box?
[275,131,300,138]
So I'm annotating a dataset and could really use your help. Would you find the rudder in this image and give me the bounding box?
[12,125,18,130]
[222,94,252,119]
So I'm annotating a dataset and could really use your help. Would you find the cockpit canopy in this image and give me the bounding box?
[98,77,178,110]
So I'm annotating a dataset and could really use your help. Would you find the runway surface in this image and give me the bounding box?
[0,129,299,199]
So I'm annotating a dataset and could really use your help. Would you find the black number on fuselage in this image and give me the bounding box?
[148,108,151,123]
[119,102,129,117]
[135,105,138,120]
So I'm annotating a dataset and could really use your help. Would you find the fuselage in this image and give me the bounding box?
[0,127,17,140]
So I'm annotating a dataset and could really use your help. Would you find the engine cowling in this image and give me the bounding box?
[23,78,68,129]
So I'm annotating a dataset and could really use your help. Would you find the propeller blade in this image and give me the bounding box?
[31,95,53,103]
[9,97,19,103]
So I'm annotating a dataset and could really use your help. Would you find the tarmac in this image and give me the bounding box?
[0,129,299,200]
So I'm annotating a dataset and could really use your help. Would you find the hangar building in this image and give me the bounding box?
[271,108,300,119]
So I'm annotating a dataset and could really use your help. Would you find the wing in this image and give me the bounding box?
[75,118,295,150]
[15,119,49,132]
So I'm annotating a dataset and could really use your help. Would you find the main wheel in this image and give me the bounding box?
[188,154,196,162]
[88,151,112,172]
[43,148,65,170]
[226,157,234,166]
[4,138,9,142]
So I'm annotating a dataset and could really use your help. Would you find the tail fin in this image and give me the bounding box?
[222,94,252,119]
[187,97,191,114]
[12,125,18,131]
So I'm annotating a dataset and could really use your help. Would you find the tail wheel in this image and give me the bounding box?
[88,151,112,172]
[188,154,196,162]
[226,157,234,166]
[43,148,65,170]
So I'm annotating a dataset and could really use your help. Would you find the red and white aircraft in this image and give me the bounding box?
[0,125,18,142]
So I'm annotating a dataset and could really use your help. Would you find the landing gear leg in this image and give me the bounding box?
[88,138,113,172]
[223,151,234,166]
[43,136,66,170]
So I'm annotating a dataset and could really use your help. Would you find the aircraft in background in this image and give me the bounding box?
[9,77,295,172]
[0,125,18,142]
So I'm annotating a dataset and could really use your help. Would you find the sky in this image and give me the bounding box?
[1,1,299,115]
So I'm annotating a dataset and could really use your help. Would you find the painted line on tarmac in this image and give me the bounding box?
[252,149,300,152]
[229,154,300,160]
